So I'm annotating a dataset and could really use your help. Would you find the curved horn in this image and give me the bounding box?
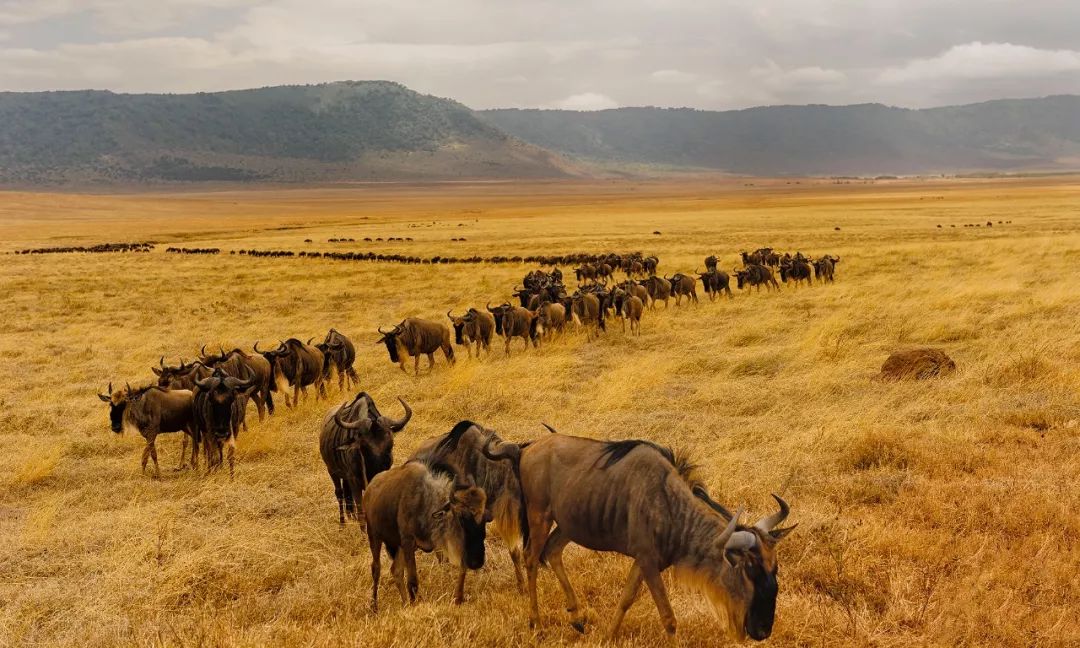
[541,422,559,434]
[481,435,521,463]
[159,356,165,368]
[219,345,225,357]
[200,344,208,357]
[334,401,371,430]
[107,381,113,394]
[447,310,455,320]
[377,326,392,335]
[754,494,790,533]
[486,301,495,312]
[194,375,218,390]
[387,397,412,432]
[718,505,744,548]
[253,340,262,353]
[307,337,316,345]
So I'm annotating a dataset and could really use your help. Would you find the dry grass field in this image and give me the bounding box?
[1,177,1078,647]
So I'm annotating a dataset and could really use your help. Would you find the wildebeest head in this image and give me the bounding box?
[333,394,412,473]
[689,495,795,641]
[97,381,127,433]
[734,268,749,289]
[194,366,255,439]
[376,324,405,363]
[434,475,490,570]
[152,356,199,389]
[486,302,511,336]
[447,310,473,345]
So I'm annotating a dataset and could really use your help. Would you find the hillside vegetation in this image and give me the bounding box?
[483,96,1080,175]
[0,178,1078,647]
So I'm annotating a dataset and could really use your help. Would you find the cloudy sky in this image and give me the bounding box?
[1,0,1078,110]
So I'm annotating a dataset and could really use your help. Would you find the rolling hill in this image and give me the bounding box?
[482,96,1080,176]
[0,81,573,185]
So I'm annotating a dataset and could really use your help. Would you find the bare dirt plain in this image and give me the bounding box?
[1,177,1078,647]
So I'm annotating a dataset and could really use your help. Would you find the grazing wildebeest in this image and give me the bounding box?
[640,275,672,309]
[363,460,489,611]
[199,346,275,421]
[571,292,605,341]
[319,392,413,524]
[483,433,794,640]
[377,318,455,375]
[98,383,197,476]
[317,328,359,392]
[698,269,733,301]
[535,301,566,342]
[813,255,840,283]
[667,273,699,305]
[448,309,495,358]
[734,264,780,292]
[192,367,256,478]
[498,306,538,355]
[779,257,813,288]
[621,295,644,335]
[411,421,528,591]
[256,338,325,408]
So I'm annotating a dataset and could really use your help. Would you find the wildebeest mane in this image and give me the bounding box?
[595,439,677,470]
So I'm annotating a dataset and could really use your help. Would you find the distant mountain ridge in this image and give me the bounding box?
[0,81,1077,185]
[482,96,1080,175]
[0,81,572,184]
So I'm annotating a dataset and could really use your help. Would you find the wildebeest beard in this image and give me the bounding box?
[382,335,400,363]
[452,323,465,345]
[208,394,236,439]
[459,513,487,570]
[744,558,779,640]
[109,401,127,432]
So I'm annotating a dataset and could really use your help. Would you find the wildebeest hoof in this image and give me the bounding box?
[570,620,586,634]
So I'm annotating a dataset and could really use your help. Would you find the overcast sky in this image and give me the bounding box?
[1,0,1078,110]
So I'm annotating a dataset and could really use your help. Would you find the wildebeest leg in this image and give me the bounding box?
[178,434,188,470]
[148,438,161,479]
[453,565,468,604]
[347,367,359,389]
[544,527,585,632]
[640,562,677,635]
[333,477,346,524]
[414,355,421,376]
[189,431,199,471]
[226,435,236,480]
[390,546,408,604]
[369,536,383,612]
[508,545,526,593]
[504,337,512,357]
[525,511,554,628]
[609,563,644,638]
[402,540,420,603]
[254,394,266,422]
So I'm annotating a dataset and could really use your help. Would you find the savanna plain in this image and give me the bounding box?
[0,177,1078,647]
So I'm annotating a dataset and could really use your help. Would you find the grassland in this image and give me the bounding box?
[1,177,1078,647]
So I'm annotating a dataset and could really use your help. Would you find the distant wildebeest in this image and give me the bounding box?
[813,255,840,283]
[98,383,198,476]
[447,309,495,358]
[621,295,644,335]
[704,255,719,272]
[741,250,765,266]
[574,264,598,284]
[667,273,699,305]
[643,255,659,276]
[534,301,566,342]
[319,392,413,524]
[698,269,733,300]
[734,264,780,292]
[571,292,605,341]
[411,421,528,591]
[363,460,490,611]
[198,346,275,421]
[640,275,672,309]
[483,433,794,640]
[779,257,813,288]
[620,279,649,305]
[256,338,325,408]
[317,329,359,392]
[153,357,210,391]
[192,366,257,478]
[377,318,455,375]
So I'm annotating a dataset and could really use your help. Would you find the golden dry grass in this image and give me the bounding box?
[1,177,1079,647]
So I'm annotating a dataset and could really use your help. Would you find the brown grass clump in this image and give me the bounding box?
[1,176,1079,647]
[879,347,956,381]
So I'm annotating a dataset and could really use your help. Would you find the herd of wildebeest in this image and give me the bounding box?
[97,247,836,641]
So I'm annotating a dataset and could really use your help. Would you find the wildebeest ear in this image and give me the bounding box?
[98,393,112,403]
[151,367,162,376]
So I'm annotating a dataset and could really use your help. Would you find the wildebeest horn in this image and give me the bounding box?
[108,381,113,394]
[194,375,217,390]
[377,326,392,336]
[159,356,165,368]
[447,310,456,320]
[487,301,494,311]
[307,337,315,345]
[388,397,412,432]
[200,344,208,357]
[754,494,790,533]
[125,382,133,395]
[718,505,745,548]
[253,341,262,353]
[334,399,371,430]
[541,422,558,434]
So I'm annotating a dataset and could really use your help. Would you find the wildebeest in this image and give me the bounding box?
[98,383,197,476]
[571,292,605,340]
[813,255,840,283]
[704,255,719,272]
[640,275,672,309]
[534,301,566,342]
[192,367,256,477]
[620,279,649,305]
[319,392,413,523]
[779,257,813,288]
[698,269,733,300]
[256,338,325,408]
[411,421,528,591]
[198,346,275,421]
[621,295,644,335]
[667,273,699,305]
[483,433,794,640]
[363,460,490,611]
[447,309,495,358]
[643,255,659,276]
[574,264,598,284]
[498,306,539,355]
[377,318,455,375]
[317,329,359,392]
[153,357,210,391]
[734,264,780,292]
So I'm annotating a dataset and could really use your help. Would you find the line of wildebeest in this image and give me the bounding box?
[97,247,834,641]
